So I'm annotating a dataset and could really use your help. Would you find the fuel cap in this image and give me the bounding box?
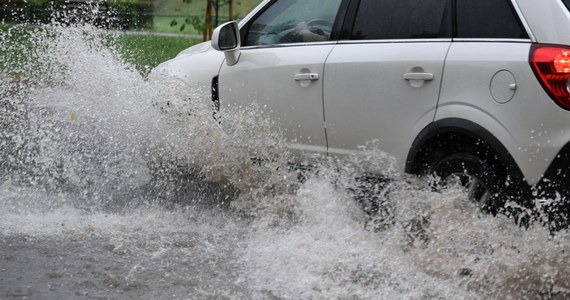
[490,70,517,104]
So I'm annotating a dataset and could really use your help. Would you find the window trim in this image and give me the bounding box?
[452,38,532,43]
[331,38,532,46]
[240,41,339,51]
[336,38,452,45]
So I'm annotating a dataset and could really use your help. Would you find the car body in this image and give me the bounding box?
[155,0,570,209]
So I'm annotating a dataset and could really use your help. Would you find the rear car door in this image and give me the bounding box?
[217,0,343,157]
[323,0,452,168]
[435,0,539,181]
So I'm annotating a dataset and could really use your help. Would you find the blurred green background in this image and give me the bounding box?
[0,0,263,75]
[0,0,263,33]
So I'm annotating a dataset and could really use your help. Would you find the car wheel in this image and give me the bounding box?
[429,152,505,215]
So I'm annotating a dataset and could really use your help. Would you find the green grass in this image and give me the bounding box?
[112,34,201,74]
[0,25,201,77]
[152,16,202,34]
[0,25,41,76]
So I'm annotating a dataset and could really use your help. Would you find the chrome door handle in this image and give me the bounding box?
[403,72,434,81]
[294,73,319,81]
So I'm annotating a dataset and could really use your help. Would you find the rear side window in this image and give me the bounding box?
[456,0,528,39]
[351,0,451,40]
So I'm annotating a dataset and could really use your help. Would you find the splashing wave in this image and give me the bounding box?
[1,22,569,299]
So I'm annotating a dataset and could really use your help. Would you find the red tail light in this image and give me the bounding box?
[530,44,570,110]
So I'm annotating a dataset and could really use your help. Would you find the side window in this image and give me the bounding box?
[243,0,342,46]
[456,0,528,39]
[351,0,451,40]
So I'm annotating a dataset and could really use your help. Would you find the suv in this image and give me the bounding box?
[155,0,570,213]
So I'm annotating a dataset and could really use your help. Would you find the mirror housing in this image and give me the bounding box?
[212,21,241,66]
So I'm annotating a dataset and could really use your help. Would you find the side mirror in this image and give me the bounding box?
[212,21,241,66]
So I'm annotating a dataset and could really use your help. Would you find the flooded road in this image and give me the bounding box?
[1,24,570,299]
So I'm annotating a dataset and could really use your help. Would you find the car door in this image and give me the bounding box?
[436,0,540,182]
[217,0,343,157]
[323,0,452,169]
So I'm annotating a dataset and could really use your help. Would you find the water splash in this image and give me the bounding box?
[1,22,569,299]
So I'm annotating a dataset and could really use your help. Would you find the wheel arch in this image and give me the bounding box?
[405,118,528,188]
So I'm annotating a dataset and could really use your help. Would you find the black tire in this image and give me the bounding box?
[429,152,506,215]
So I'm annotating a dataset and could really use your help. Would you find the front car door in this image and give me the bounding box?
[323,0,452,171]
[218,0,344,158]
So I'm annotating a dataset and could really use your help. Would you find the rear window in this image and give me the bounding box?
[456,0,528,39]
[564,0,570,10]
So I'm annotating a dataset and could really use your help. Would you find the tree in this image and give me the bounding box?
[205,0,235,40]
[172,0,236,41]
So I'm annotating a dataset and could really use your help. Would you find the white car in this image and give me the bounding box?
[155,0,570,215]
